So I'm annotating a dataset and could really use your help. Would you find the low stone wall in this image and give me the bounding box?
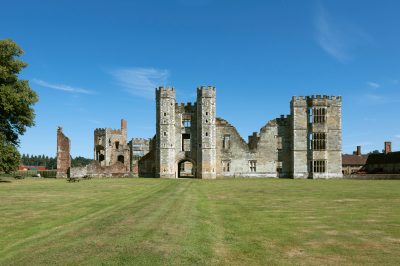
[70,161,132,178]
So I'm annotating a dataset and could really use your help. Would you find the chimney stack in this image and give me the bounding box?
[356,146,361,155]
[384,141,392,154]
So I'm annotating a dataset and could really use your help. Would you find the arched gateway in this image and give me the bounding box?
[177,158,196,178]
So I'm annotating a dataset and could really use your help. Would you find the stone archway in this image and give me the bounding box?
[177,158,196,178]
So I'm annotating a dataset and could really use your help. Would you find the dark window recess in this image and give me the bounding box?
[182,134,191,151]
[223,135,231,150]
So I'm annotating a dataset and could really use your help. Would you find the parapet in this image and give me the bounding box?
[94,128,107,135]
[291,95,342,106]
[156,86,176,98]
[175,102,196,112]
[197,86,216,98]
[291,96,307,107]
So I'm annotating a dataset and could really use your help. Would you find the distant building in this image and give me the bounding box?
[364,141,400,174]
[19,165,46,171]
[342,146,368,175]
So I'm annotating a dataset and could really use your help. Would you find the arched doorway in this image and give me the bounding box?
[177,159,196,178]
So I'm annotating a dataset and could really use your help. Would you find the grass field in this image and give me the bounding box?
[1,178,400,265]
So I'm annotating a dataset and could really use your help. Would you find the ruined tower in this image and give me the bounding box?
[56,127,71,178]
[196,86,217,179]
[155,87,176,178]
[94,119,129,170]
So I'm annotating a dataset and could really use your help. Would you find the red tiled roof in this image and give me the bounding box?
[342,155,368,166]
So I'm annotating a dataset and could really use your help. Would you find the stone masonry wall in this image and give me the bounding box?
[56,127,71,178]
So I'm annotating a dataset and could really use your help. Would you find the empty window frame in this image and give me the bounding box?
[312,160,326,173]
[312,132,326,150]
[249,160,257,172]
[182,134,191,151]
[115,141,120,150]
[276,136,283,150]
[222,160,231,172]
[312,107,327,124]
[223,135,231,150]
[182,119,191,128]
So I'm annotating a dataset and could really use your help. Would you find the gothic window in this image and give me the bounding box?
[222,160,231,172]
[312,107,327,123]
[249,160,257,172]
[223,135,231,150]
[311,133,326,150]
[312,160,326,173]
[115,141,120,150]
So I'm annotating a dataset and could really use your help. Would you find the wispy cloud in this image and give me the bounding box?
[367,81,381,89]
[110,67,170,99]
[395,134,400,139]
[33,79,93,94]
[315,4,370,62]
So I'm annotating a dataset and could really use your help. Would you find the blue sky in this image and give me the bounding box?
[2,0,400,158]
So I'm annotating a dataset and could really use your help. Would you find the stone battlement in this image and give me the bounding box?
[292,95,342,101]
[197,86,216,98]
[94,128,122,135]
[156,86,176,98]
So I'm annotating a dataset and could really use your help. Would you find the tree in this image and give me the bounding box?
[0,39,38,173]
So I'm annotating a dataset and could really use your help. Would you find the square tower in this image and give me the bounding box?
[196,86,217,179]
[156,86,176,178]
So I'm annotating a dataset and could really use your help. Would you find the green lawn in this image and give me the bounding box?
[1,178,400,265]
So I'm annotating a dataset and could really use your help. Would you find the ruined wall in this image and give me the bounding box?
[129,137,151,175]
[56,127,71,178]
[215,117,290,178]
[70,161,129,178]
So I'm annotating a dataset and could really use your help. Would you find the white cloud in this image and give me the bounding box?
[367,81,381,89]
[110,67,170,99]
[315,4,370,62]
[33,79,93,94]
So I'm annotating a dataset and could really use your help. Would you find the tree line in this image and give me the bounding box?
[21,154,92,169]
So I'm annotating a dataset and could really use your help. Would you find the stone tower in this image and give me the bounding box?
[196,86,217,179]
[290,96,308,178]
[290,95,342,178]
[94,119,129,170]
[155,86,176,178]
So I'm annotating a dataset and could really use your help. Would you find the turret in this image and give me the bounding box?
[196,86,217,179]
[155,86,176,178]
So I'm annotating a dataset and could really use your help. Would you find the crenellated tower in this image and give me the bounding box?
[196,86,217,179]
[290,95,342,178]
[156,86,176,178]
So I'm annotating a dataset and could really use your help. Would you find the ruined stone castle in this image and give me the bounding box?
[138,86,343,179]
[58,86,342,179]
